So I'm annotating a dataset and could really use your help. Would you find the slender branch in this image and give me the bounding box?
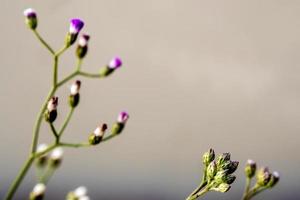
[31,87,56,153]
[33,30,55,55]
[242,177,252,200]
[49,123,59,143]
[102,133,118,142]
[53,56,58,86]
[58,108,74,137]
[186,185,210,200]
[186,166,207,200]
[4,156,34,200]
[60,142,91,148]
[55,45,68,57]
[79,71,103,78]
[245,185,267,200]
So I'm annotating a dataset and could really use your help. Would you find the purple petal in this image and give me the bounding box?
[24,8,36,18]
[108,56,122,69]
[117,111,129,123]
[69,18,84,34]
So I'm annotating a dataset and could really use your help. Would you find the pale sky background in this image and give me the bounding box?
[1,0,300,199]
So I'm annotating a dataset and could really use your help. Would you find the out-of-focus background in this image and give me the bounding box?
[1,0,300,199]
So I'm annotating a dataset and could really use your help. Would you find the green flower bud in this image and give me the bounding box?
[214,170,229,184]
[216,153,231,167]
[245,159,256,178]
[89,124,107,145]
[45,97,58,123]
[23,8,38,30]
[206,161,217,180]
[267,171,280,188]
[256,167,271,186]
[99,66,114,77]
[49,148,63,168]
[29,183,46,200]
[202,148,215,166]
[69,80,81,108]
[211,183,231,193]
[76,34,90,59]
[35,144,48,167]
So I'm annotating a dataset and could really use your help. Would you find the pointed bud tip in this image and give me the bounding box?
[117,111,129,123]
[108,56,122,69]
[69,18,84,34]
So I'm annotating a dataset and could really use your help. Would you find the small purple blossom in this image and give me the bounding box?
[117,111,129,123]
[108,56,122,69]
[23,8,36,18]
[78,34,90,47]
[69,18,84,34]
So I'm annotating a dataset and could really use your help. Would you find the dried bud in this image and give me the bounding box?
[24,8,37,30]
[65,18,84,46]
[256,167,271,186]
[216,153,231,167]
[99,56,123,77]
[227,161,239,174]
[49,147,63,168]
[69,80,81,108]
[245,159,256,178]
[89,124,107,145]
[206,161,217,180]
[267,171,280,188]
[202,148,215,166]
[36,144,48,167]
[29,183,46,200]
[76,34,90,59]
[45,97,58,123]
[211,183,231,193]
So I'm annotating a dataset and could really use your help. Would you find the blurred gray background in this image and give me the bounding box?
[1,0,300,199]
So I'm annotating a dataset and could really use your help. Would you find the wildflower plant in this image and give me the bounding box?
[4,8,129,200]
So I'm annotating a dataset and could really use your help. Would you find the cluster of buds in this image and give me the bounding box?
[187,149,238,200]
[29,183,46,200]
[111,111,129,135]
[99,56,123,77]
[23,8,37,30]
[245,160,280,188]
[65,19,85,47]
[67,186,90,200]
[206,151,239,193]
[89,123,108,145]
[76,34,90,59]
[244,159,279,196]
[69,80,81,108]
[45,97,58,123]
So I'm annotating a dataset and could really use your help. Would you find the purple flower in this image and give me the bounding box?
[108,56,122,69]
[23,8,36,18]
[78,34,90,47]
[117,111,129,123]
[69,18,84,34]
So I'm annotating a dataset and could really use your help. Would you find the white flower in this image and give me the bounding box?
[70,80,81,95]
[74,186,87,197]
[50,147,63,160]
[32,183,46,196]
[37,143,48,153]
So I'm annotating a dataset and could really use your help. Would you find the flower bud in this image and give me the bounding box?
[69,80,81,108]
[216,153,231,167]
[67,186,89,200]
[206,161,217,180]
[36,143,48,167]
[65,18,84,47]
[24,8,37,30]
[256,167,271,187]
[214,170,229,184]
[76,34,90,59]
[211,183,231,193]
[202,148,215,166]
[89,124,107,145]
[245,159,256,178]
[49,147,63,168]
[29,183,46,200]
[99,56,122,77]
[267,171,280,188]
[45,97,58,123]
[227,161,239,174]
[111,111,129,135]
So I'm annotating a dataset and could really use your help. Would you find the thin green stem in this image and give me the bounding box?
[60,142,91,148]
[40,167,55,184]
[79,71,103,78]
[102,133,118,142]
[186,166,208,200]
[53,56,58,86]
[245,185,267,200]
[49,123,59,143]
[33,30,55,55]
[57,71,79,87]
[58,108,74,137]
[186,185,210,200]
[31,87,56,153]
[4,156,34,200]
[55,45,68,57]
[242,177,252,200]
